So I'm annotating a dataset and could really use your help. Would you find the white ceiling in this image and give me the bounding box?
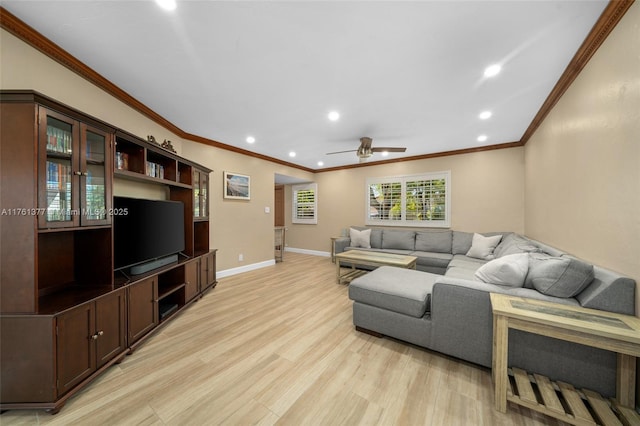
[3,1,607,170]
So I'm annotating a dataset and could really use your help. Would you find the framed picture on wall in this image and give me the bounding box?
[223,171,250,200]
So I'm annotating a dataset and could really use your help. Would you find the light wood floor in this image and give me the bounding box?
[1,252,564,425]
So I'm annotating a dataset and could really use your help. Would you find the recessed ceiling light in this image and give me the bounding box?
[289,151,296,158]
[484,64,501,78]
[246,136,255,144]
[317,161,324,167]
[155,0,177,11]
[477,135,488,142]
[479,111,492,120]
[328,111,340,121]
[381,151,389,157]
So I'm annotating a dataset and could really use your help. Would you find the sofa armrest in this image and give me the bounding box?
[429,278,496,367]
[429,277,581,367]
[333,237,351,254]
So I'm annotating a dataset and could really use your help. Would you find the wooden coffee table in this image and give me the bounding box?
[334,250,417,284]
[490,293,640,425]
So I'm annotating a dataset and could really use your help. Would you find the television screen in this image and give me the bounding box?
[113,197,185,271]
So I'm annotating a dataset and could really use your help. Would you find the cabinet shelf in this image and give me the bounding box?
[158,282,186,300]
[37,285,113,315]
[114,168,192,189]
[46,151,72,160]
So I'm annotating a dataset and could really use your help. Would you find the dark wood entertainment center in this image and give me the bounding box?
[0,91,217,413]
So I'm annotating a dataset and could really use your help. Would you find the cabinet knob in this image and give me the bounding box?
[74,171,82,176]
[98,330,104,336]
[91,333,99,340]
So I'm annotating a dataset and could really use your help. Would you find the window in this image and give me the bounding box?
[292,183,318,224]
[366,171,450,227]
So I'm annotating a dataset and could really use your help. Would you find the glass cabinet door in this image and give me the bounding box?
[38,107,112,229]
[81,124,111,226]
[200,172,208,219]
[193,170,201,218]
[193,169,209,220]
[39,110,79,229]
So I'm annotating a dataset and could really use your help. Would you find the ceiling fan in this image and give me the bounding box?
[326,137,407,162]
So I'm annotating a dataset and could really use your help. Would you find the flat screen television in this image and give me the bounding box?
[113,196,185,274]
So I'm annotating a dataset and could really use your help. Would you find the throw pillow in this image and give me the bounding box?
[474,253,530,287]
[349,228,371,248]
[493,233,541,258]
[466,233,503,260]
[526,254,595,298]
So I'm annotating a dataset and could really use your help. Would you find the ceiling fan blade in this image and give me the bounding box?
[371,147,407,153]
[326,149,357,155]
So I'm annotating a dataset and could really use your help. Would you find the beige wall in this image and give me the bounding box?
[524,2,640,314]
[285,147,525,253]
[0,28,312,272]
[180,142,313,271]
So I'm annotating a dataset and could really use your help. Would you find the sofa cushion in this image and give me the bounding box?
[444,266,478,280]
[349,228,371,248]
[415,230,452,253]
[466,233,502,260]
[474,253,529,287]
[493,233,541,258]
[412,251,453,269]
[381,230,415,250]
[370,228,383,248]
[348,266,439,318]
[448,255,487,271]
[452,231,473,254]
[526,254,595,298]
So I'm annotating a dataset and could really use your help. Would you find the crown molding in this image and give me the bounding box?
[519,0,634,144]
[317,141,524,173]
[0,6,313,173]
[1,2,632,172]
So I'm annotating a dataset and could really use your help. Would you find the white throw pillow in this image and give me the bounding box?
[475,253,530,287]
[466,233,503,260]
[349,228,371,248]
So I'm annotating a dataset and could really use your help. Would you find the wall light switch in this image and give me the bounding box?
[264,206,271,213]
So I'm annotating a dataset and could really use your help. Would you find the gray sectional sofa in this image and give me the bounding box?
[337,227,636,397]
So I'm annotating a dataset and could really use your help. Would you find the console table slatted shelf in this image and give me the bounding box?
[507,368,640,426]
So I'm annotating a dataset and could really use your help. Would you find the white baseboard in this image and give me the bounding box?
[217,250,330,278]
[285,247,331,257]
[217,259,276,278]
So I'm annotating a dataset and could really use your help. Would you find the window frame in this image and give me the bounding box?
[292,183,318,225]
[365,171,451,228]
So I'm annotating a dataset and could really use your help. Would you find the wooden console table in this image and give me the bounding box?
[490,293,640,425]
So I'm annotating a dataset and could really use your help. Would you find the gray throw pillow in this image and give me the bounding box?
[349,228,371,248]
[493,233,541,258]
[474,253,530,287]
[526,254,595,298]
[466,233,502,260]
